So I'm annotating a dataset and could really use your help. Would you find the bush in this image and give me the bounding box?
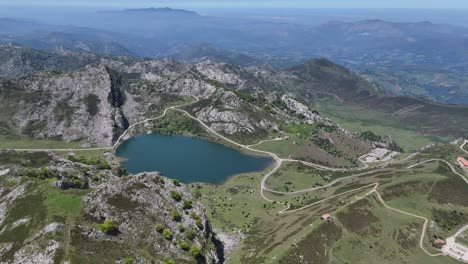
[179,241,190,251]
[195,219,204,230]
[162,258,175,264]
[122,257,135,264]
[192,188,202,199]
[68,155,111,170]
[190,212,200,220]
[185,228,196,240]
[170,210,182,222]
[171,191,182,202]
[83,94,101,116]
[22,167,55,180]
[189,245,202,258]
[163,228,173,240]
[155,223,164,233]
[173,179,181,186]
[177,224,185,232]
[182,200,193,210]
[100,219,118,234]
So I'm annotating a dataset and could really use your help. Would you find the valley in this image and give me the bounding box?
[1,19,468,263]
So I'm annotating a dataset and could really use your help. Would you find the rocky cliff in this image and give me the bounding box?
[0,64,140,146]
[0,151,223,263]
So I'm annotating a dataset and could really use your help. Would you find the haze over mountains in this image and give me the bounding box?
[2,7,468,104]
[2,4,468,264]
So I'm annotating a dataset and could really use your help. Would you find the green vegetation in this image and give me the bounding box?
[121,257,135,264]
[0,137,82,150]
[314,99,440,151]
[172,179,181,186]
[170,210,182,222]
[179,241,190,251]
[162,228,173,240]
[265,161,329,192]
[155,223,164,233]
[360,130,383,142]
[177,224,185,233]
[68,155,111,170]
[184,228,196,241]
[151,111,207,137]
[162,258,175,264]
[100,219,119,235]
[170,191,182,202]
[83,94,100,116]
[195,219,204,230]
[189,245,201,258]
[182,200,193,210]
[21,167,56,179]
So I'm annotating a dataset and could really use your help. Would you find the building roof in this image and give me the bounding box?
[322,213,331,219]
[434,238,446,244]
[458,157,468,167]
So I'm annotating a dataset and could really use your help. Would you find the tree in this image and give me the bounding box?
[163,228,173,240]
[189,245,202,258]
[100,219,118,234]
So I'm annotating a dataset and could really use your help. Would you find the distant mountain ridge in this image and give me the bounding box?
[113,7,200,16]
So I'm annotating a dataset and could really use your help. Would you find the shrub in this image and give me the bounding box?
[185,228,196,240]
[190,212,200,220]
[162,258,175,264]
[170,210,182,222]
[177,224,185,232]
[172,179,181,186]
[179,241,190,251]
[155,223,164,233]
[189,245,202,258]
[122,257,135,264]
[182,200,193,210]
[163,228,173,240]
[68,155,111,170]
[100,219,118,234]
[171,191,182,202]
[195,219,204,230]
[192,188,202,199]
[83,94,101,116]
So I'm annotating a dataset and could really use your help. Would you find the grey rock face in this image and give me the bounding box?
[83,172,222,263]
[7,65,138,146]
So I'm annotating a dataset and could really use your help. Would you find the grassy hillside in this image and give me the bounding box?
[285,58,468,147]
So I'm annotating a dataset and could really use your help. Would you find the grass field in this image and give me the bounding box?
[197,139,468,263]
[0,137,84,150]
[265,161,329,192]
[314,99,440,151]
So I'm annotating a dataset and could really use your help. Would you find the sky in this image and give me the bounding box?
[2,0,468,9]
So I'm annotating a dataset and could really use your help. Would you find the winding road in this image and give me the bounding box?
[462,140,468,155]
[3,97,467,260]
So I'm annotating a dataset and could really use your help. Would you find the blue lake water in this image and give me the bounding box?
[116,134,273,184]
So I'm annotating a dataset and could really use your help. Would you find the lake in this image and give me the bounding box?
[116,134,273,184]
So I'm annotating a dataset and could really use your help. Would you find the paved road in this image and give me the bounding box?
[3,97,466,260]
[462,140,468,155]
[442,224,468,263]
